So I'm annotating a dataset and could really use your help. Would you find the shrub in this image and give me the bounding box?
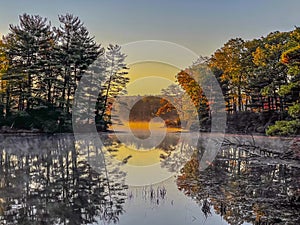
[288,103,300,119]
[266,119,300,136]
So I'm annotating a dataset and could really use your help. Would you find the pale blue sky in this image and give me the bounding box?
[0,0,299,56]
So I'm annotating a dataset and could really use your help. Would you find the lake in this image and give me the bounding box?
[0,130,299,225]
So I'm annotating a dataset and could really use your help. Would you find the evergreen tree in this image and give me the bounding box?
[251,31,290,112]
[2,14,53,111]
[267,28,300,135]
[241,38,264,112]
[55,13,102,113]
[99,44,129,128]
[0,14,105,132]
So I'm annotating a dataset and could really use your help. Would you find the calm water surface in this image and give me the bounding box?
[0,132,298,225]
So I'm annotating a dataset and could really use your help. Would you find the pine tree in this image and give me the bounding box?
[267,28,300,135]
[55,13,102,113]
[2,14,53,111]
[73,51,106,132]
[251,31,290,112]
[99,44,129,128]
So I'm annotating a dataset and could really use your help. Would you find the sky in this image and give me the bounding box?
[0,0,299,94]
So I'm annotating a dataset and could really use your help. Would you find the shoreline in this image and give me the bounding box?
[0,128,298,139]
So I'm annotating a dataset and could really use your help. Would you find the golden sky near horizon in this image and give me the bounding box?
[125,61,181,96]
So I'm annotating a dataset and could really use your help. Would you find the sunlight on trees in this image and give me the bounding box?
[0,14,129,132]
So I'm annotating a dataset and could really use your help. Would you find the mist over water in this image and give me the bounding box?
[0,132,298,225]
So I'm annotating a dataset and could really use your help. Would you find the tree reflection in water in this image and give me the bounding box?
[0,135,128,225]
[177,141,300,225]
[0,133,299,225]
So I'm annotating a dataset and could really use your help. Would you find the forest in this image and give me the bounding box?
[211,29,300,136]
[0,14,129,133]
[0,14,299,135]
[159,28,300,136]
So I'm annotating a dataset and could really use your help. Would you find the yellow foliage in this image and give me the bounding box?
[253,47,266,66]
[0,39,8,93]
[281,45,300,65]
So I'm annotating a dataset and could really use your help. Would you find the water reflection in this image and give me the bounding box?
[177,142,300,225]
[100,132,196,186]
[0,134,298,225]
[0,135,127,225]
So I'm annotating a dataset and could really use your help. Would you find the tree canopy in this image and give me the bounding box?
[0,14,129,132]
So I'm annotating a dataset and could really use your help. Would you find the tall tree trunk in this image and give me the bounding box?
[238,85,242,111]
[60,69,69,111]
[5,86,10,117]
[274,90,278,111]
[27,73,32,110]
[67,85,71,113]
[100,73,113,121]
[47,81,52,104]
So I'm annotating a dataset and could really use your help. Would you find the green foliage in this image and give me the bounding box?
[2,107,70,133]
[261,86,271,96]
[288,103,300,119]
[0,13,129,132]
[207,28,300,136]
[28,107,64,133]
[281,45,300,64]
[2,15,300,135]
[266,119,300,136]
[6,111,33,129]
[99,44,129,128]
[278,82,298,96]
[55,14,103,113]
[267,31,300,136]
[2,14,54,110]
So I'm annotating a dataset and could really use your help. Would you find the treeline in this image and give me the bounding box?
[1,14,299,135]
[128,96,180,126]
[170,28,300,135]
[0,14,129,132]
